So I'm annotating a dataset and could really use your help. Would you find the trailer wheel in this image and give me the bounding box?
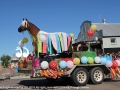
[89,67,104,84]
[71,68,89,86]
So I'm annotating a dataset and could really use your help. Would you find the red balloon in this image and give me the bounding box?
[86,29,94,37]
[49,60,58,70]
[111,61,118,69]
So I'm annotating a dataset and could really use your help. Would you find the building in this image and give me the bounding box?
[73,19,120,54]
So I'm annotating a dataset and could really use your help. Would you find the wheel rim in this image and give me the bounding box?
[93,70,103,82]
[77,71,87,83]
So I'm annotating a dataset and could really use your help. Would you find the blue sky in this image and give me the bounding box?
[0,0,120,57]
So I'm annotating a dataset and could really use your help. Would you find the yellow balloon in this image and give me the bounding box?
[70,33,74,38]
[90,25,97,31]
[22,38,28,43]
[73,58,80,65]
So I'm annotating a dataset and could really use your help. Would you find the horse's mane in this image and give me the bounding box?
[29,22,40,31]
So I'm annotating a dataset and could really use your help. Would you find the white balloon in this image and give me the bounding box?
[39,34,47,42]
[41,61,49,69]
[18,40,24,47]
[116,60,120,66]
[94,56,101,63]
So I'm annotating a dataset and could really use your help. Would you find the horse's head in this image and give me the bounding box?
[18,18,30,33]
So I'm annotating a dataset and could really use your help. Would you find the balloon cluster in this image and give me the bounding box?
[86,25,97,37]
[40,58,80,70]
[80,56,120,68]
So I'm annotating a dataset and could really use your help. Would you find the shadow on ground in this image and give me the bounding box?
[17,77,120,87]
[18,78,74,87]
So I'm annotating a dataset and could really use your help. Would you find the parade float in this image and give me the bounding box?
[16,18,120,86]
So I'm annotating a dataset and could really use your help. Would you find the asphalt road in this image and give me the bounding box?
[0,78,120,90]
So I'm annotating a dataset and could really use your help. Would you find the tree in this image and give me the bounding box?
[0,54,11,67]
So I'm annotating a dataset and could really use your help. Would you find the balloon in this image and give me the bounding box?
[116,60,120,66]
[39,34,47,42]
[111,61,118,69]
[100,57,107,64]
[94,56,101,63]
[18,40,24,47]
[73,58,80,65]
[35,58,40,67]
[70,33,74,38]
[88,57,94,64]
[67,61,74,68]
[59,60,67,69]
[81,56,88,64]
[22,38,28,43]
[106,61,112,67]
[49,60,58,70]
[86,29,94,37]
[41,61,49,69]
[90,24,97,31]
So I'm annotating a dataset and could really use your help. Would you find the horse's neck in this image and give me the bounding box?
[29,22,40,38]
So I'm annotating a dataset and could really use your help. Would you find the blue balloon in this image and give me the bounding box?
[59,60,67,69]
[104,55,112,61]
[100,57,107,64]
[81,56,88,64]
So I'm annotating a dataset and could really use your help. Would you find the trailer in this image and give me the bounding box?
[35,64,110,86]
[29,52,110,86]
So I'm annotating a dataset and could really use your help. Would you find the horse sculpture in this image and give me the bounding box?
[18,18,73,58]
[18,18,40,56]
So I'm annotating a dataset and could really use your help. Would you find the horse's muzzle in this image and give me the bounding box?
[18,27,21,32]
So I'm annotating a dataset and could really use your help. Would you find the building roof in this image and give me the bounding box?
[93,23,120,36]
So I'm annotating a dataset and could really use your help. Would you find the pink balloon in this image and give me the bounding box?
[67,61,74,69]
[35,58,40,67]
[106,61,112,67]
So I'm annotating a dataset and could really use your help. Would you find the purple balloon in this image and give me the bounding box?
[67,61,74,69]
[106,61,112,67]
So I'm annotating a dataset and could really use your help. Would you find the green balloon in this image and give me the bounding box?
[70,33,74,38]
[88,57,94,64]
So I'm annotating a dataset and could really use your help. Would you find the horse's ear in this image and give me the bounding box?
[25,18,28,21]
[23,18,24,20]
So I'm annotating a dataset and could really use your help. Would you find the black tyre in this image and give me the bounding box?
[89,67,104,84]
[71,68,89,86]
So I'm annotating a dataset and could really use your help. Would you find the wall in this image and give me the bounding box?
[102,37,120,48]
